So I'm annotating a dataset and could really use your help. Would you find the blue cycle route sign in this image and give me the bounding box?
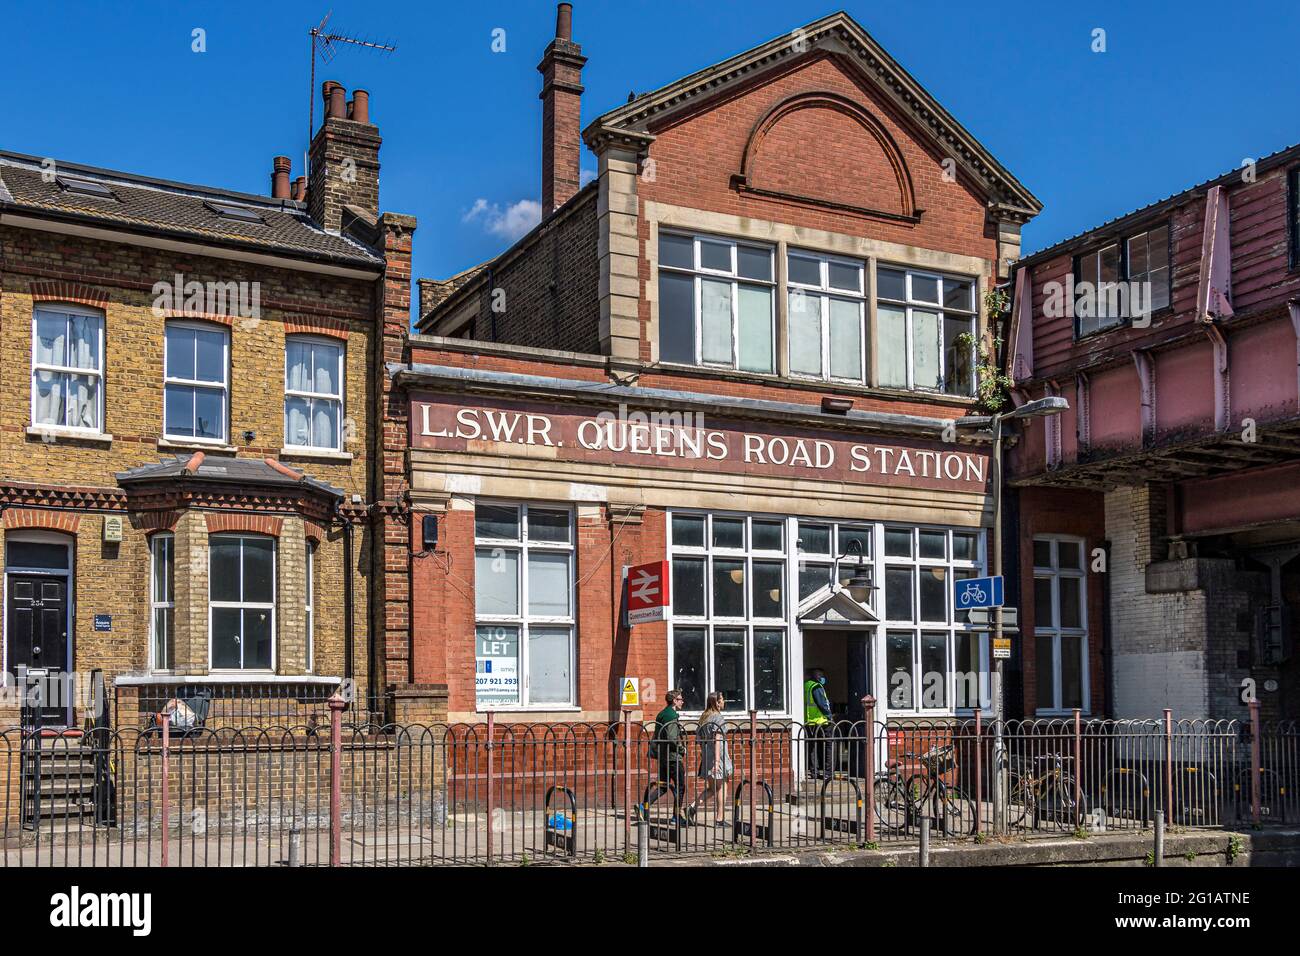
[954,575,1004,610]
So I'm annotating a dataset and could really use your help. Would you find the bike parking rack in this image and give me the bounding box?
[732,779,774,846]
[819,776,864,837]
[543,785,577,858]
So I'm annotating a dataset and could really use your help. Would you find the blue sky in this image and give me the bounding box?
[3,1,1296,292]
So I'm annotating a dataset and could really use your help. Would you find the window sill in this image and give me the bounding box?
[26,426,112,445]
[114,673,342,686]
[157,437,238,455]
[279,447,354,463]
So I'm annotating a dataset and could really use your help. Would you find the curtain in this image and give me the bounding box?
[32,370,63,426]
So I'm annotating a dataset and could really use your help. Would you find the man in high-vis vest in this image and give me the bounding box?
[804,670,834,779]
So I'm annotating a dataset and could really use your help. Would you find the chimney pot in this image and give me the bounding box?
[271,155,292,199]
[293,176,307,202]
[350,89,370,124]
[556,2,573,41]
[323,81,347,120]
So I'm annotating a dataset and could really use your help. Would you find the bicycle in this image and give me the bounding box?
[1006,753,1082,831]
[874,744,975,837]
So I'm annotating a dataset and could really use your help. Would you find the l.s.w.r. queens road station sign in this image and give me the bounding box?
[411,394,989,491]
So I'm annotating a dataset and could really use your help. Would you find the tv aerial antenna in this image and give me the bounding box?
[308,11,397,145]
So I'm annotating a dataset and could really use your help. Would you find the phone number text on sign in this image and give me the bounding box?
[476,626,519,707]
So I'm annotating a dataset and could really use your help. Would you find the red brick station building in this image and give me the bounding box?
[4,6,1299,731]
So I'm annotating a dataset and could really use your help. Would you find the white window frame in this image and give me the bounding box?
[207,533,276,672]
[284,335,345,452]
[657,232,776,373]
[879,525,987,716]
[163,320,230,444]
[786,249,867,383]
[473,502,576,710]
[667,511,790,716]
[30,303,105,435]
[876,266,977,396]
[149,533,175,672]
[1032,535,1090,715]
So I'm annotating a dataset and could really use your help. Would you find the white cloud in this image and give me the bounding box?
[463,197,542,242]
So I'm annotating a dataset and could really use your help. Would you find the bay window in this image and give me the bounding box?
[31,305,104,433]
[1033,536,1089,713]
[209,534,275,670]
[876,267,975,395]
[164,322,229,443]
[285,336,344,451]
[657,233,775,373]
[474,503,574,708]
[787,250,867,382]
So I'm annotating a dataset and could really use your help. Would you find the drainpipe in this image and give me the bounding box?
[333,499,355,708]
[1100,538,1114,718]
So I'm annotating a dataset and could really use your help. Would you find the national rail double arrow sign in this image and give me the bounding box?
[625,560,671,626]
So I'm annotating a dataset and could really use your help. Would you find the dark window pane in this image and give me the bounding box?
[952,532,978,562]
[921,632,948,709]
[799,564,832,601]
[699,239,731,272]
[211,607,242,669]
[838,526,871,559]
[672,558,706,617]
[712,559,745,617]
[828,260,862,293]
[886,631,914,709]
[1059,577,1083,629]
[209,537,241,603]
[164,385,195,437]
[885,528,912,557]
[193,387,224,440]
[877,268,905,300]
[476,504,519,541]
[953,568,975,624]
[673,628,707,711]
[1034,577,1054,628]
[659,233,694,270]
[527,508,570,543]
[911,274,939,303]
[658,272,696,364]
[242,537,274,604]
[244,608,273,669]
[787,254,821,286]
[1149,225,1170,270]
[752,520,783,552]
[1036,636,1055,710]
[943,279,973,311]
[1057,540,1082,569]
[919,530,946,559]
[671,513,705,548]
[1061,635,1084,709]
[751,560,785,618]
[712,517,744,550]
[798,523,831,555]
[885,567,913,621]
[919,566,946,622]
[713,629,746,710]
[736,245,772,281]
[754,629,785,711]
[5,541,69,570]
[1032,539,1053,568]
[954,633,983,709]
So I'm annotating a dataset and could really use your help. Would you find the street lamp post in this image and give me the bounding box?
[958,395,1067,832]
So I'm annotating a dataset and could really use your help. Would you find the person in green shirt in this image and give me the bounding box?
[638,688,691,824]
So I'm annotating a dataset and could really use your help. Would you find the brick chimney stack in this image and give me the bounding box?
[308,80,381,233]
[537,3,586,215]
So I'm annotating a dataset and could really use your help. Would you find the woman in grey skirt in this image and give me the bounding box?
[688,692,733,826]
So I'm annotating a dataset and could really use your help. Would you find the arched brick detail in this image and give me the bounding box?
[29,280,110,311]
[161,310,234,327]
[285,316,349,341]
[204,513,283,537]
[2,508,81,533]
[304,519,327,543]
[134,511,181,533]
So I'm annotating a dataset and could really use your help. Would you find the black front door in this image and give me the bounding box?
[6,574,69,723]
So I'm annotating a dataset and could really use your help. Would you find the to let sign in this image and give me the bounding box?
[626,561,670,625]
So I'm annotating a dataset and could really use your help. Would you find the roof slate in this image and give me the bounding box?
[116,455,343,499]
[0,151,383,268]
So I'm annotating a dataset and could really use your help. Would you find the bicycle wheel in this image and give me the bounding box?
[873,774,911,833]
[1042,774,1081,831]
[937,784,976,836]
[1005,772,1035,829]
